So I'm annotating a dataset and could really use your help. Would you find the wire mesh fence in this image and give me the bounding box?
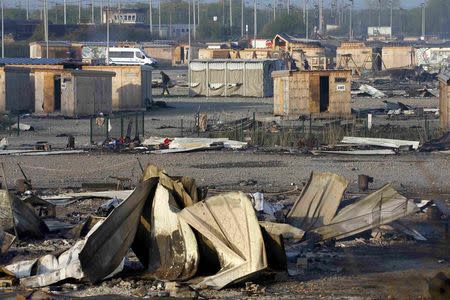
[0,114,27,136]
[89,112,145,145]
[180,111,443,148]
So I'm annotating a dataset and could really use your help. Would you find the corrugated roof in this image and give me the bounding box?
[0,58,81,65]
[274,33,322,46]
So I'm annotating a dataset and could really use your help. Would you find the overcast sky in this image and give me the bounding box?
[9,0,426,10]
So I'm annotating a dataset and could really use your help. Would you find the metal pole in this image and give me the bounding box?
[241,0,244,36]
[390,0,393,37]
[229,0,232,31]
[44,0,49,58]
[319,0,323,34]
[349,0,353,41]
[287,0,290,14]
[303,0,306,22]
[188,0,191,97]
[197,0,200,26]
[158,0,161,37]
[378,0,381,27]
[273,0,275,20]
[78,0,81,24]
[169,12,172,38]
[421,2,425,40]
[149,0,153,34]
[106,0,110,65]
[92,0,95,23]
[1,0,3,58]
[193,0,196,39]
[253,0,256,41]
[306,1,309,39]
[26,0,29,20]
[64,0,67,25]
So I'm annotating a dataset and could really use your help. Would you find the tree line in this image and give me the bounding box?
[3,0,449,41]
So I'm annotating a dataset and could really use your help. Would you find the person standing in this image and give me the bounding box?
[160,71,171,96]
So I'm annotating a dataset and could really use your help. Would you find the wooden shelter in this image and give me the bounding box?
[34,69,115,117]
[438,71,450,131]
[0,66,34,112]
[83,65,152,111]
[272,70,352,117]
[381,46,415,70]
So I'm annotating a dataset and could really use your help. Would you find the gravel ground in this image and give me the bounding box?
[0,69,449,299]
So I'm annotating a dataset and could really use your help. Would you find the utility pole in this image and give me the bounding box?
[78,0,82,24]
[287,0,290,15]
[1,0,4,58]
[303,0,306,23]
[421,2,425,40]
[169,12,172,38]
[253,0,256,42]
[26,0,29,20]
[64,0,67,24]
[378,0,381,27]
[222,0,225,25]
[106,0,110,65]
[305,0,309,39]
[229,0,232,32]
[158,0,161,37]
[349,0,353,41]
[319,0,323,34]
[390,0,393,36]
[188,0,191,97]
[197,0,200,27]
[193,0,196,39]
[44,0,49,58]
[92,0,95,24]
[149,0,153,34]
[241,0,244,36]
[273,0,276,21]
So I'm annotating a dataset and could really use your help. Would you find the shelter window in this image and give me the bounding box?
[335,77,347,83]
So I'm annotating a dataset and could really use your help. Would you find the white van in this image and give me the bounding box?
[107,47,158,66]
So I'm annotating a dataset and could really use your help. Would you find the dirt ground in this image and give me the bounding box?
[0,69,449,299]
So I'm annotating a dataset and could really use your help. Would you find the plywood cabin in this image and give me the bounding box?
[198,48,240,59]
[438,71,450,131]
[381,45,415,70]
[29,41,82,59]
[34,69,115,117]
[0,66,35,113]
[273,34,326,70]
[239,49,283,60]
[336,42,377,72]
[0,58,84,113]
[142,44,175,66]
[272,70,352,117]
[189,59,285,97]
[83,65,152,111]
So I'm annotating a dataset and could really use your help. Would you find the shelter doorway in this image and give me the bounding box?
[319,76,329,112]
[54,76,61,111]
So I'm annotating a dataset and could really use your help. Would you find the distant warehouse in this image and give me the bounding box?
[189,59,285,97]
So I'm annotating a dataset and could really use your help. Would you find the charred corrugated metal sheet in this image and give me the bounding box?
[287,172,348,231]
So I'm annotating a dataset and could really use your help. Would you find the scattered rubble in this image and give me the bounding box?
[419,132,450,152]
[0,164,447,297]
